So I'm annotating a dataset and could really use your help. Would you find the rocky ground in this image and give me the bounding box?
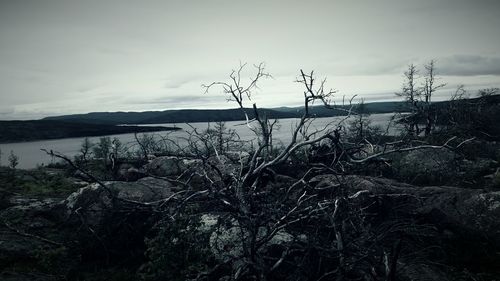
[1,154,500,280]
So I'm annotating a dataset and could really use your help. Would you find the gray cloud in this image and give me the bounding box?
[122,94,217,106]
[1,0,500,119]
[0,106,15,116]
[436,55,500,76]
[164,75,204,89]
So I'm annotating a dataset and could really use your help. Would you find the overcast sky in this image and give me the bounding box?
[1,0,500,119]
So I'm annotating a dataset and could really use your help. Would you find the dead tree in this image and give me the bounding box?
[348,98,376,143]
[396,64,421,137]
[78,137,93,166]
[201,64,370,279]
[199,62,473,280]
[422,60,446,136]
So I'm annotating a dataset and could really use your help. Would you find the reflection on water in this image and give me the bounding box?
[0,113,397,169]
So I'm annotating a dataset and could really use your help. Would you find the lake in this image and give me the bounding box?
[0,113,397,169]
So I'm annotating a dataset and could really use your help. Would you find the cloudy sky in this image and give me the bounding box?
[1,0,499,119]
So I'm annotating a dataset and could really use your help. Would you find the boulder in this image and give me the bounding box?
[206,155,241,180]
[459,158,498,182]
[342,175,500,246]
[313,175,500,273]
[0,176,181,279]
[0,197,71,277]
[393,148,498,185]
[393,148,458,184]
[64,177,179,231]
[142,156,202,177]
[224,150,250,163]
[116,163,145,181]
[197,213,294,263]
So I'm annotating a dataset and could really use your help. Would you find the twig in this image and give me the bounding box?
[3,220,63,247]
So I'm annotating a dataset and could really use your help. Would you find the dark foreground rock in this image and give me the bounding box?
[391,148,498,185]
[141,156,202,177]
[0,177,180,280]
[341,176,500,280]
[1,175,499,280]
[343,176,500,248]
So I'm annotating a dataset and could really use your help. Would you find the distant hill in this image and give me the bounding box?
[7,97,496,143]
[42,111,168,125]
[43,101,410,125]
[0,120,179,143]
[43,108,301,125]
[272,101,408,117]
[139,108,299,124]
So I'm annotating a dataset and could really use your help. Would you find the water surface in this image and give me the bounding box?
[0,113,396,169]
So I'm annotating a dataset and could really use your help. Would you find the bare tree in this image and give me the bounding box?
[200,121,240,155]
[8,150,19,169]
[199,64,363,279]
[134,133,167,161]
[348,98,373,142]
[78,137,93,166]
[477,87,499,98]
[396,64,421,137]
[92,137,112,167]
[422,60,446,136]
[442,86,500,140]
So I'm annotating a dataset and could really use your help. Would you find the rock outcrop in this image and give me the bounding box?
[2,174,500,279]
[392,148,498,185]
[0,177,180,280]
[142,156,202,177]
[342,176,500,247]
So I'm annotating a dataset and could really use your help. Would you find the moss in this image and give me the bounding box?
[391,149,458,185]
[140,213,216,281]
[0,167,78,198]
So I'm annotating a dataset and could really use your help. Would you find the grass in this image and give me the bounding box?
[0,166,79,199]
